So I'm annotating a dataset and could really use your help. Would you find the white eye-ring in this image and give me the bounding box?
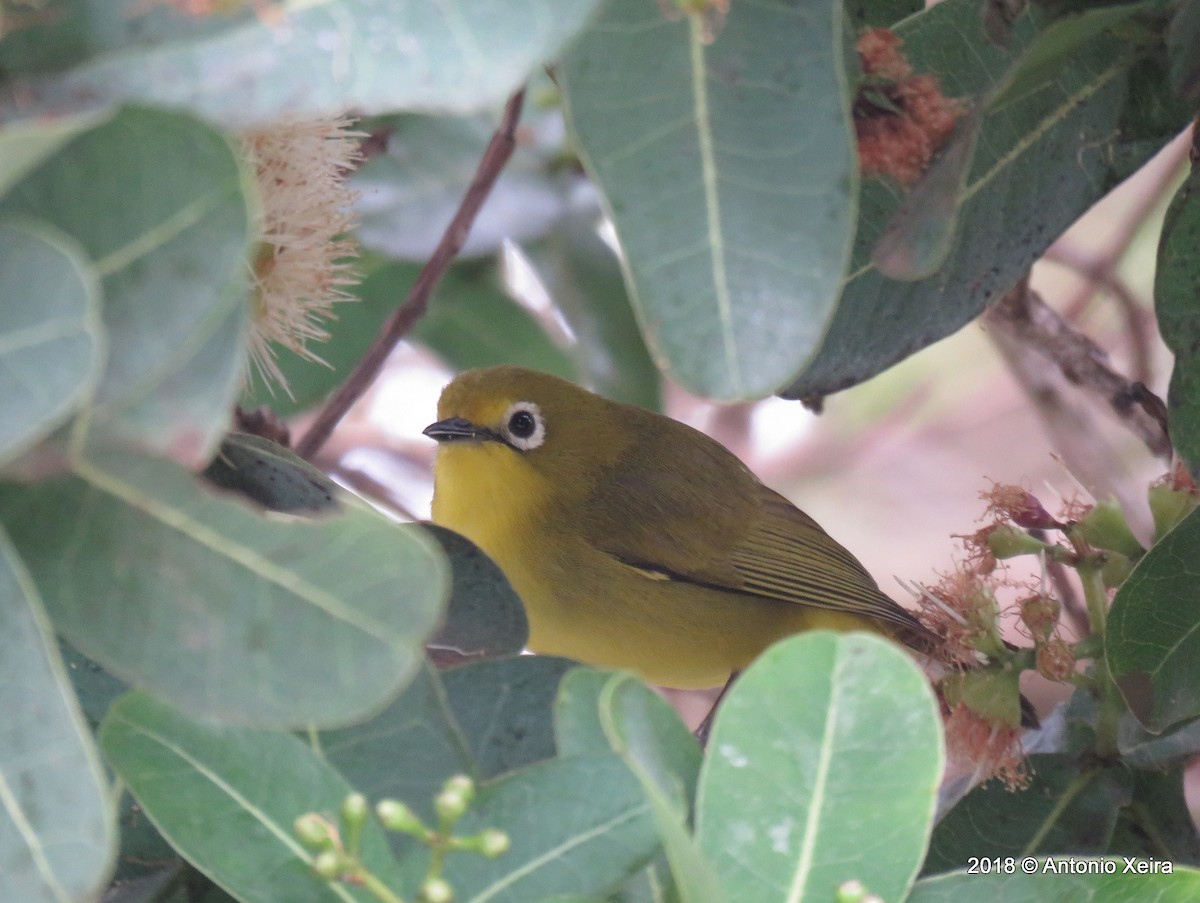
[501,401,545,451]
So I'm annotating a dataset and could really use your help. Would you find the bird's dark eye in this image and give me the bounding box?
[502,402,545,450]
[509,410,536,438]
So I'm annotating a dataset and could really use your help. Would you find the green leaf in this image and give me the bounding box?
[0,0,603,126]
[695,632,942,903]
[909,864,1200,901]
[560,0,858,400]
[443,755,659,903]
[0,218,103,468]
[785,0,1183,399]
[1108,506,1200,731]
[1119,714,1200,768]
[319,661,475,825]
[0,524,115,903]
[556,669,721,903]
[100,692,402,903]
[1156,157,1200,473]
[355,114,568,260]
[556,670,700,814]
[925,755,1131,873]
[525,211,662,411]
[0,110,110,199]
[410,260,576,380]
[845,0,924,28]
[988,2,1151,109]
[423,525,529,661]
[0,105,253,467]
[869,107,984,281]
[442,656,574,780]
[1108,766,1200,865]
[320,655,570,846]
[0,452,446,727]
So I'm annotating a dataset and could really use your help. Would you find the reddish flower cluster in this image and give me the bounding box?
[854,28,965,185]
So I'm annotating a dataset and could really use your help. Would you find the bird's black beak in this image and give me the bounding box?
[423,417,493,443]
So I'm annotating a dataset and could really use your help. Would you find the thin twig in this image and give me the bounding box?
[295,87,528,460]
[987,280,1171,459]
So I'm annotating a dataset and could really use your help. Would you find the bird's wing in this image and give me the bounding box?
[729,487,926,633]
[579,423,926,634]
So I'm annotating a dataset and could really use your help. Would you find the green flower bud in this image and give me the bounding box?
[340,792,368,856]
[835,881,867,903]
[376,799,424,835]
[311,849,343,881]
[435,776,475,822]
[985,524,1050,560]
[1149,483,1200,542]
[294,813,334,849]
[1078,499,1144,558]
[420,876,454,903]
[479,829,510,858]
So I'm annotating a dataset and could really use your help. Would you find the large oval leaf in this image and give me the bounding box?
[0,452,446,727]
[0,0,603,127]
[785,0,1187,399]
[695,631,942,903]
[100,692,403,903]
[1108,506,1200,732]
[0,105,253,467]
[0,525,115,903]
[560,0,858,400]
[0,219,103,468]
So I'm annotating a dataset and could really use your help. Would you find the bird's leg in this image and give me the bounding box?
[694,670,740,746]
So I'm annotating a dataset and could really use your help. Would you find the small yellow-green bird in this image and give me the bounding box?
[424,366,934,689]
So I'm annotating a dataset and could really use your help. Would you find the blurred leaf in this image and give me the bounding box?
[422,525,528,661]
[203,433,339,514]
[924,755,1131,873]
[0,105,253,467]
[410,260,576,379]
[526,208,662,410]
[441,755,659,903]
[355,114,568,260]
[1108,766,1200,864]
[0,110,110,198]
[695,632,942,903]
[909,866,1200,901]
[0,218,102,467]
[1119,713,1200,768]
[0,0,604,127]
[988,2,1150,109]
[1167,0,1200,102]
[100,868,182,903]
[560,0,858,400]
[1108,506,1200,732]
[1156,157,1200,474]
[556,669,700,814]
[870,106,984,280]
[442,656,573,780]
[785,0,1185,399]
[845,0,924,28]
[557,669,720,903]
[319,662,474,826]
[321,654,570,857]
[100,692,403,903]
[0,524,115,903]
[0,452,446,727]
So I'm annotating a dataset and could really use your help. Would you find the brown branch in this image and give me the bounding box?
[295,87,528,460]
[987,281,1171,460]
